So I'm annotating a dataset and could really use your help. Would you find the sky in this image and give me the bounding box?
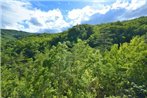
[1,0,147,33]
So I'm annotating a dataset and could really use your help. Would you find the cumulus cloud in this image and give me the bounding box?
[127,0,146,10]
[67,5,112,26]
[111,0,146,10]
[111,0,129,10]
[67,0,147,26]
[111,0,147,20]
[67,6,97,25]
[26,8,70,33]
[125,4,147,19]
[29,17,42,26]
[1,0,69,33]
[82,0,147,24]
[1,0,32,30]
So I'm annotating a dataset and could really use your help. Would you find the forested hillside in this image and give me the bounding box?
[1,16,147,98]
[1,29,33,45]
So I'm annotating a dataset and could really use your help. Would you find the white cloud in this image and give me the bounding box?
[67,0,146,26]
[1,0,69,33]
[67,5,111,26]
[111,0,146,10]
[25,9,70,32]
[97,5,111,14]
[127,0,146,10]
[1,0,32,29]
[67,6,97,25]
[111,0,129,10]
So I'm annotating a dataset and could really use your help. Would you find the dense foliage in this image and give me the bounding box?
[1,16,147,98]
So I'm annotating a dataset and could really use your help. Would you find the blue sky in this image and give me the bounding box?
[1,0,147,33]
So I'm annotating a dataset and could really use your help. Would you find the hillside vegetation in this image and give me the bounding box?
[1,16,147,98]
[1,29,33,45]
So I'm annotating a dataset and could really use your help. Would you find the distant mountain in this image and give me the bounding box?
[1,16,147,49]
[1,16,147,46]
[1,29,32,44]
